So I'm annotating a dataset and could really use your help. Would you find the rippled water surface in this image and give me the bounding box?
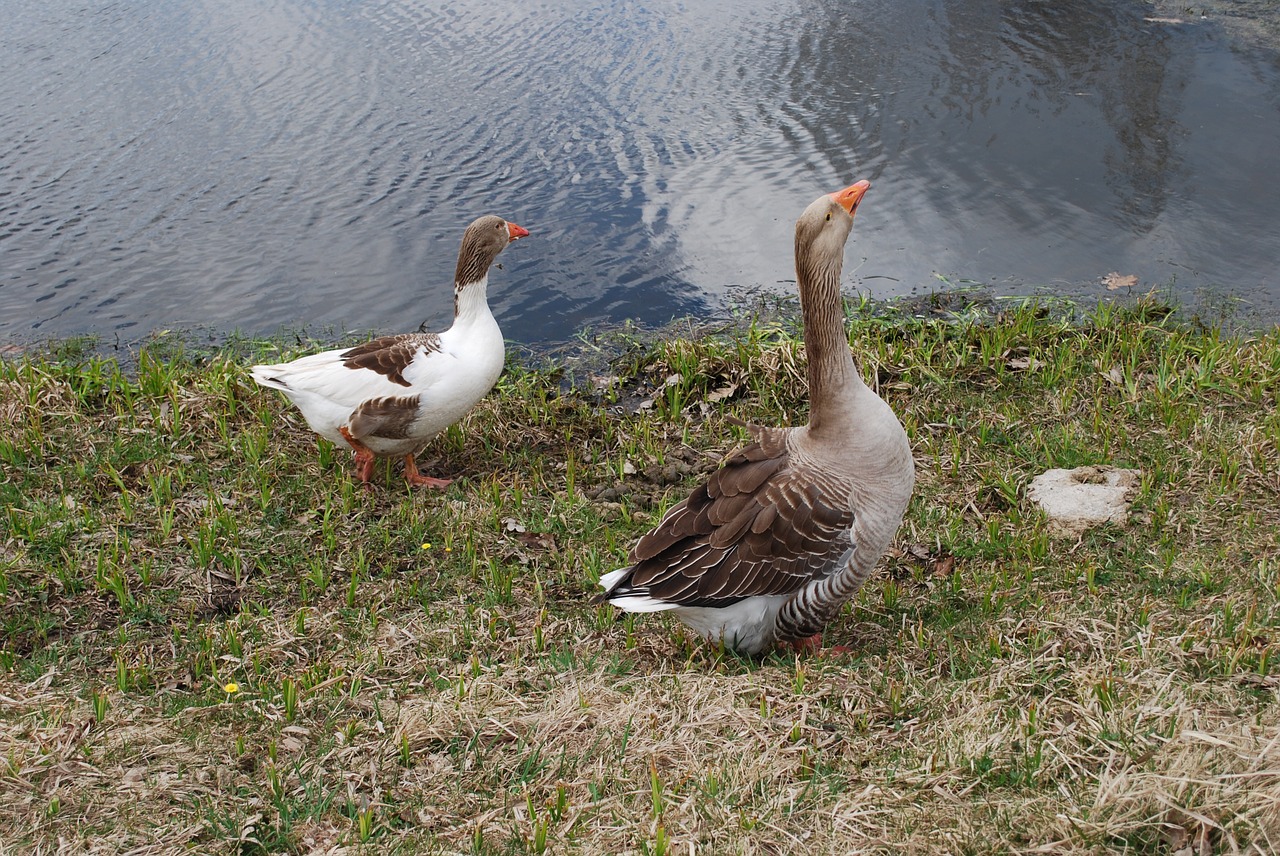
[4,0,1280,345]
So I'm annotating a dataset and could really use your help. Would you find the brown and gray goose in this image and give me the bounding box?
[596,180,914,655]
[251,215,529,488]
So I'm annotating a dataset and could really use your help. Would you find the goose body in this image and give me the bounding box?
[597,181,914,655]
[251,215,528,487]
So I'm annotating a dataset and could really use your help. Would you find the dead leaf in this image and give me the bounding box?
[503,548,531,566]
[906,543,932,563]
[516,531,556,552]
[501,517,526,533]
[1103,272,1138,290]
[705,382,739,403]
[902,543,955,576]
[590,374,620,390]
[1006,356,1040,371]
[1161,808,1217,856]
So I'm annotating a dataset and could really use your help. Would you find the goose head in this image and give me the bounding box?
[454,214,530,288]
[794,180,869,278]
[793,180,865,273]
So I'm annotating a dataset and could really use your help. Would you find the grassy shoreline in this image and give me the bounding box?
[2,296,1278,854]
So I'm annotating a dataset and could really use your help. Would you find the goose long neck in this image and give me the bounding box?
[452,275,493,327]
[797,243,863,432]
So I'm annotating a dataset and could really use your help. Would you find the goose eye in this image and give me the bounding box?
[825,213,831,221]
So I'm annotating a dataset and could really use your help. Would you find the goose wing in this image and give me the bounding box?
[601,427,854,609]
[251,332,447,408]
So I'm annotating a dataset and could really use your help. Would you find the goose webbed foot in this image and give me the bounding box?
[785,634,854,657]
[403,454,452,490]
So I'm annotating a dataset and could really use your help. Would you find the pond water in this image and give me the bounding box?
[4,0,1280,347]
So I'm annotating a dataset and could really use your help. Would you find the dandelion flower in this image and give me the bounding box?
[420,542,432,550]
[223,682,240,695]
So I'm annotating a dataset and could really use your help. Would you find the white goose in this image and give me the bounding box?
[596,181,914,655]
[251,215,529,488]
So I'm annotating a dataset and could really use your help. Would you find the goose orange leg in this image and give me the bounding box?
[403,454,452,490]
[787,634,823,655]
[786,633,854,656]
[338,426,378,486]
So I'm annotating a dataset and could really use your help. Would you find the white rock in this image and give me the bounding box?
[1027,466,1141,537]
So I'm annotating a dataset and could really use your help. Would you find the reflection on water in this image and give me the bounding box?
[2,0,1279,345]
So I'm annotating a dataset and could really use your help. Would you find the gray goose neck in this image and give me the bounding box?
[796,240,863,433]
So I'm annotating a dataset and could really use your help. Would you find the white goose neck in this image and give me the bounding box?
[452,276,494,328]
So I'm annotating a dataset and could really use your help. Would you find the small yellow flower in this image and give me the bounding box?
[444,547,452,554]
[420,542,432,550]
[223,682,240,695]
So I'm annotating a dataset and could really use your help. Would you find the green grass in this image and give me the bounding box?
[0,295,1277,853]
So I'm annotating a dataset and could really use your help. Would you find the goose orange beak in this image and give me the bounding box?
[506,222,530,241]
[831,180,871,215]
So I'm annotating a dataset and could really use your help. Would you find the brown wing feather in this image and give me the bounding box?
[601,427,855,608]
[347,394,423,440]
[341,333,442,387]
